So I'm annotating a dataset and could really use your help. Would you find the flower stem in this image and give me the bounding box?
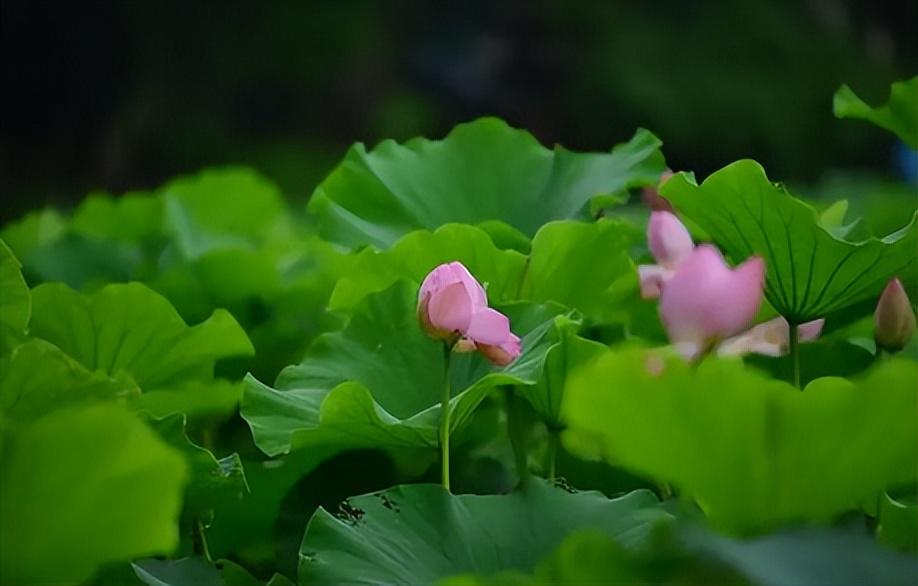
[788,323,801,389]
[440,345,452,492]
[193,518,212,563]
[546,430,558,482]
[504,388,530,487]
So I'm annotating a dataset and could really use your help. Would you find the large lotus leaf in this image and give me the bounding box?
[681,526,918,586]
[0,240,30,350]
[19,234,146,290]
[242,282,565,457]
[133,557,223,586]
[328,223,527,311]
[135,379,243,420]
[29,282,253,390]
[0,208,66,260]
[308,117,665,248]
[160,167,293,259]
[298,480,670,586]
[661,160,917,322]
[151,236,354,382]
[519,219,639,325]
[6,198,157,291]
[0,404,187,585]
[445,526,918,586]
[151,248,284,321]
[71,191,164,244]
[441,530,640,586]
[563,348,918,534]
[475,220,532,253]
[132,557,294,586]
[0,338,137,422]
[518,330,608,426]
[833,77,918,148]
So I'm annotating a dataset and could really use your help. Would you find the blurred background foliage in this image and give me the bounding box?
[2,0,916,223]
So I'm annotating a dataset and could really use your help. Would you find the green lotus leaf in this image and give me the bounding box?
[518,330,608,426]
[71,191,164,244]
[0,338,137,422]
[562,348,918,534]
[242,282,566,457]
[135,379,243,420]
[0,208,66,261]
[440,530,639,586]
[834,77,918,148]
[475,220,532,253]
[661,160,917,322]
[299,480,669,586]
[519,219,639,325]
[0,239,30,351]
[445,524,918,586]
[308,117,665,247]
[681,525,918,586]
[29,282,253,390]
[21,234,147,289]
[0,404,187,585]
[132,557,294,586]
[160,167,294,260]
[134,557,223,586]
[328,223,527,311]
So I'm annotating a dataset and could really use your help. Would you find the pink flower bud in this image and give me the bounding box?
[637,211,695,299]
[647,210,694,269]
[418,262,488,340]
[418,262,522,365]
[874,278,915,352]
[659,245,765,359]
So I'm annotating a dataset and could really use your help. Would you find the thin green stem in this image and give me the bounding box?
[658,482,673,500]
[440,345,452,492]
[193,519,212,563]
[788,322,801,389]
[546,430,558,482]
[504,388,530,487]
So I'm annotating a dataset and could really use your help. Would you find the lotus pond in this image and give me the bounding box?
[0,77,916,586]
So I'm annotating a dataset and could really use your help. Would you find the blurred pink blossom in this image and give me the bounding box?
[638,210,695,298]
[659,245,765,359]
[717,317,825,357]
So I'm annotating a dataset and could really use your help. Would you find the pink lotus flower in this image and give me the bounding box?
[418,262,521,366]
[659,245,765,359]
[717,317,825,357]
[638,210,695,299]
[875,278,915,352]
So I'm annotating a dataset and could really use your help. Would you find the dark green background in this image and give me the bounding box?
[2,0,916,221]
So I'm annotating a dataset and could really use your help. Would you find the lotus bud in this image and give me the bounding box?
[874,278,915,352]
[648,210,694,268]
[638,210,695,299]
[418,262,522,365]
